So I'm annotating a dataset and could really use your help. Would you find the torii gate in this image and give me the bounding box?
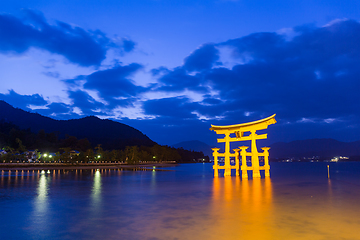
[210,114,276,178]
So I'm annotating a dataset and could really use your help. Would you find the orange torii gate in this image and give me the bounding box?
[210,114,276,178]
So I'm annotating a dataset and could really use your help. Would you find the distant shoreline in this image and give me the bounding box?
[0,162,178,171]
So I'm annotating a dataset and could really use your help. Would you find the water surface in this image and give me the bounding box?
[1,163,360,240]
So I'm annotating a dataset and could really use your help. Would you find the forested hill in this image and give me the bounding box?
[0,100,155,150]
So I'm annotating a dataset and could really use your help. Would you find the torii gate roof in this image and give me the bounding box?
[210,114,276,132]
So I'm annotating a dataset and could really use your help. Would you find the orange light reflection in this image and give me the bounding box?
[211,176,273,239]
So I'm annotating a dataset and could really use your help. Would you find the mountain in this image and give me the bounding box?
[270,138,360,159]
[0,100,155,149]
[172,140,213,157]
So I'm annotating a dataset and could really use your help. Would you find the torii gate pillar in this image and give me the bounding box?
[210,114,276,179]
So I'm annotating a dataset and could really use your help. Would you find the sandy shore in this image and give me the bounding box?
[0,162,178,171]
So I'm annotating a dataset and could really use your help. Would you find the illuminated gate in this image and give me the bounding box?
[210,114,276,178]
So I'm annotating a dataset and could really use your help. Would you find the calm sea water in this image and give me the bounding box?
[1,162,360,240]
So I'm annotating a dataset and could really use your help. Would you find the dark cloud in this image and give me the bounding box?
[0,10,135,67]
[61,64,145,115]
[63,75,86,87]
[122,38,136,52]
[151,66,169,76]
[67,90,105,115]
[43,102,70,114]
[83,63,145,100]
[0,90,47,110]
[141,19,360,144]
[203,19,360,123]
[143,96,231,121]
[4,19,360,145]
[143,97,197,119]
[0,90,82,120]
[220,32,287,63]
[151,44,219,93]
[155,67,208,92]
[35,102,81,120]
[183,44,219,72]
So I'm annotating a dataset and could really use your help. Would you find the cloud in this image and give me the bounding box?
[142,96,229,121]
[83,63,145,99]
[143,97,197,119]
[183,44,219,72]
[219,32,287,63]
[121,117,216,146]
[203,19,360,122]
[67,90,106,115]
[0,10,135,67]
[150,44,220,93]
[138,19,360,143]
[4,18,360,144]
[42,71,60,78]
[0,90,47,110]
[43,102,70,114]
[122,38,136,52]
[60,63,146,115]
[35,102,81,120]
[155,67,208,93]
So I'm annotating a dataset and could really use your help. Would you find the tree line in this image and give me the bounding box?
[0,121,209,163]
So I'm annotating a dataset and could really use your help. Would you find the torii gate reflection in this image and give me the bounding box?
[210,114,276,178]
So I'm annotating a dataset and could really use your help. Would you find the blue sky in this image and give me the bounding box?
[1,0,360,146]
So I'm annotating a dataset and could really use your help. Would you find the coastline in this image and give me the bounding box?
[0,162,178,171]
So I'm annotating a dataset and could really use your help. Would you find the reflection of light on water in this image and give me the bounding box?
[30,170,51,236]
[327,178,332,197]
[2,163,359,240]
[241,177,273,238]
[91,170,102,209]
[21,170,24,185]
[36,171,49,215]
[7,170,11,187]
[151,170,156,189]
[14,170,18,185]
[211,176,273,239]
